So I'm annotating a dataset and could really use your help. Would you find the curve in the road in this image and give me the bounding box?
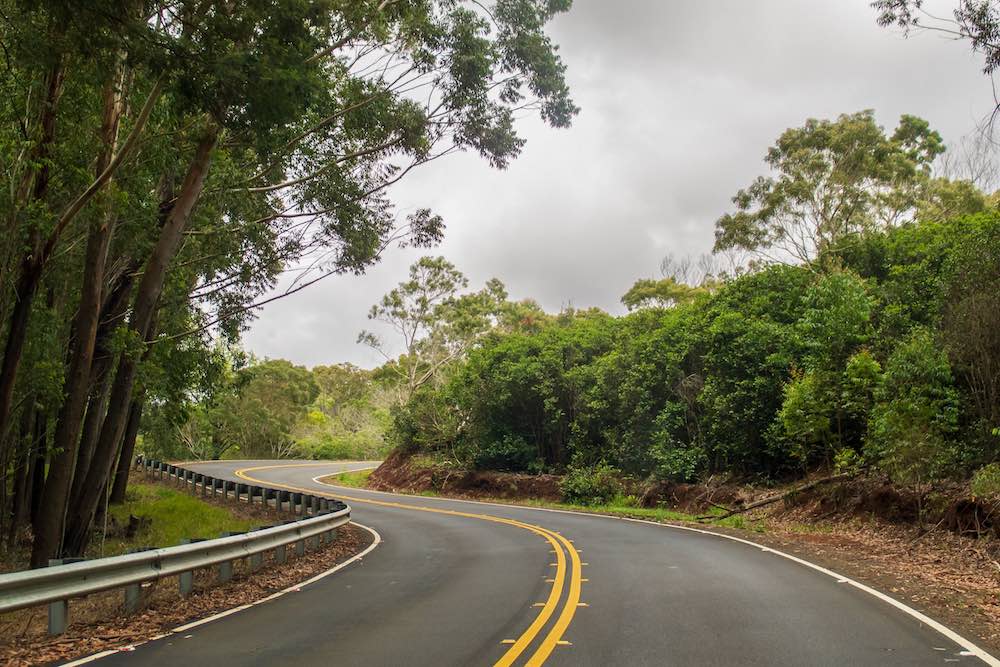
[235,462,582,667]
[88,459,999,667]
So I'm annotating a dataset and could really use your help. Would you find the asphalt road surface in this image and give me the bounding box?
[91,459,996,667]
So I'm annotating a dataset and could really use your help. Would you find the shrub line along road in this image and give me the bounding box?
[88,460,995,667]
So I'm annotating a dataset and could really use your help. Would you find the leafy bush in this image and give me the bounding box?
[971,463,1000,499]
[869,328,961,484]
[560,463,624,505]
[471,435,541,473]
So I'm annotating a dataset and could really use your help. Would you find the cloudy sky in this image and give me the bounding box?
[244,0,993,369]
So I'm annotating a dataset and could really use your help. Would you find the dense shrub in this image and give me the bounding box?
[559,463,624,505]
[972,463,1000,499]
[391,214,1000,486]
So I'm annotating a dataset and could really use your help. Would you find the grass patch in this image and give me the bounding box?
[508,498,768,532]
[323,468,374,488]
[92,482,257,558]
[512,497,697,523]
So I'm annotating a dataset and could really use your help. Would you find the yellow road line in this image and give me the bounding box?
[525,528,582,666]
[494,521,564,667]
[234,464,583,666]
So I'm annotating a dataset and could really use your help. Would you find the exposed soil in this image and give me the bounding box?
[0,475,374,667]
[368,451,1000,655]
[367,449,563,501]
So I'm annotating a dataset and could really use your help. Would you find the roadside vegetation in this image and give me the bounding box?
[99,482,256,558]
[323,468,375,489]
[0,1,577,567]
[0,478,258,573]
[381,112,1000,525]
[0,471,372,665]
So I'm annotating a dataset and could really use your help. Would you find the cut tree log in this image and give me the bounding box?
[696,472,855,522]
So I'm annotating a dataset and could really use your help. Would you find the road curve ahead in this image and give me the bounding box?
[91,460,995,667]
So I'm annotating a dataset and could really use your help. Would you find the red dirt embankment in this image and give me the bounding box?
[368,449,563,501]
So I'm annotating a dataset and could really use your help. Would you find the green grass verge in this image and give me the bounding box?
[493,498,767,532]
[323,468,374,488]
[92,482,257,558]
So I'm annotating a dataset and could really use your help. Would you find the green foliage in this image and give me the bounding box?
[869,329,961,484]
[324,468,375,489]
[559,462,624,505]
[391,209,1000,488]
[971,463,1000,499]
[102,482,255,557]
[294,363,394,460]
[714,111,943,264]
[0,0,578,558]
[360,256,515,400]
[621,277,704,311]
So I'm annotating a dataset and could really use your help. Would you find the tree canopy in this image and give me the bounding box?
[0,0,577,565]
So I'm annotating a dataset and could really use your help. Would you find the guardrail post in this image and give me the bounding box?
[179,538,201,596]
[125,583,141,613]
[46,558,83,635]
[275,543,287,564]
[296,535,305,556]
[249,529,266,572]
[310,495,319,515]
[48,598,68,635]
[218,559,233,583]
[277,490,288,512]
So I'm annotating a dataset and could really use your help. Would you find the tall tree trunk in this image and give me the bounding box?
[67,267,136,508]
[61,124,220,557]
[109,398,143,504]
[29,66,129,567]
[4,398,37,547]
[0,61,65,460]
[29,412,47,525]
[68,368,115,507]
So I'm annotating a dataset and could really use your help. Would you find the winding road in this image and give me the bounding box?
[90,459,996,666]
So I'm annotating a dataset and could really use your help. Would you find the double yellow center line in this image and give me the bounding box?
[233,463,584,666]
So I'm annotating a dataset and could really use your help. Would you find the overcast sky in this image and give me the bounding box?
[244,0,993,369]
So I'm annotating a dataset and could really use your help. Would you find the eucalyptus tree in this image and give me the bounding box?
[713,111,944,266]
[0,0,577,564]
[359,256,510,400]
[873,1,1000,77]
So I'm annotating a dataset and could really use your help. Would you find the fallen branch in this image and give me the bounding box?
[696,472,855,522]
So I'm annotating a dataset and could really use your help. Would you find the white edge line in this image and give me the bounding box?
[310,469,1000,667]
[60,521,382,667]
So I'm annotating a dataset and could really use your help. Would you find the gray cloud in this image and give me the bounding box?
[244,0,993,368]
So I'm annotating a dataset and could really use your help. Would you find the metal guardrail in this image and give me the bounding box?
[0,460,349,635]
